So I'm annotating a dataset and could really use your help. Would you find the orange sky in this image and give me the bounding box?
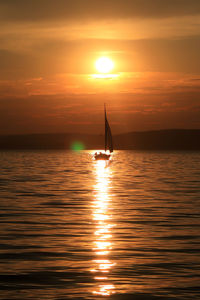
[0,0,200,134]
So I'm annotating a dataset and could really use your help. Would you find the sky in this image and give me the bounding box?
[0,0,200,135]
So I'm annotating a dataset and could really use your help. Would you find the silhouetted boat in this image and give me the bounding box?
[94,104,113,160]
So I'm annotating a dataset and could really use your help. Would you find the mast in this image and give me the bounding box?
[104,103,107,152]
[104,103,113,153]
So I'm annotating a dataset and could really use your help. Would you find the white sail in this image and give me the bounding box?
[105,105,113,153]
[94,105,113,160]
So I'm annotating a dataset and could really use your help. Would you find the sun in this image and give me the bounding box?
[95,57,114,74]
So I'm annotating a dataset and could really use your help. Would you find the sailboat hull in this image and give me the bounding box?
[94,153,110,160]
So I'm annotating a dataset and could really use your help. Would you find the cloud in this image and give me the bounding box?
[0,89,200,134]
[1,36,200,80]
[1,1,200,134]
[1,0,200,22]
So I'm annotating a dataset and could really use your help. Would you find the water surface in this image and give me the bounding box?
[0,150,200,299]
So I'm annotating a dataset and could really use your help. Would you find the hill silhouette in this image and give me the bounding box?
[114,129,200,150]
[0,129,200,150]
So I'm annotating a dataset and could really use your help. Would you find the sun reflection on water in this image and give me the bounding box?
[91,160,116,296]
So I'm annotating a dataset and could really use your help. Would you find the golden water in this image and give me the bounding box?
[0,150,200,299]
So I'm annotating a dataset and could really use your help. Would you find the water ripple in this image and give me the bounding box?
[0,150,200,299]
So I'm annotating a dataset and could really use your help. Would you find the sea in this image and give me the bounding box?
[0,150,200,300]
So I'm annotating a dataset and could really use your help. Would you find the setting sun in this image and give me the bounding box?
[95,57,114,74]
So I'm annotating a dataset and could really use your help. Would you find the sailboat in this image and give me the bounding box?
[94,104,113,160]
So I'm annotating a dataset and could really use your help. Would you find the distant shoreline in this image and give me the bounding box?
[0,129,200,151]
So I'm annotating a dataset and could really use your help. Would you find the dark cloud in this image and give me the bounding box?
[0,0,200,22]
[0,91,200,134]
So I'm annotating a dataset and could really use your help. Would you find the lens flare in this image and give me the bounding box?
[71,141,85,151]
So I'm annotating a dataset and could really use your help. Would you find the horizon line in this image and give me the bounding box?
[1,128,200,137]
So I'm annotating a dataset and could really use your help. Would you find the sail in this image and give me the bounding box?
[105,106,113,153]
